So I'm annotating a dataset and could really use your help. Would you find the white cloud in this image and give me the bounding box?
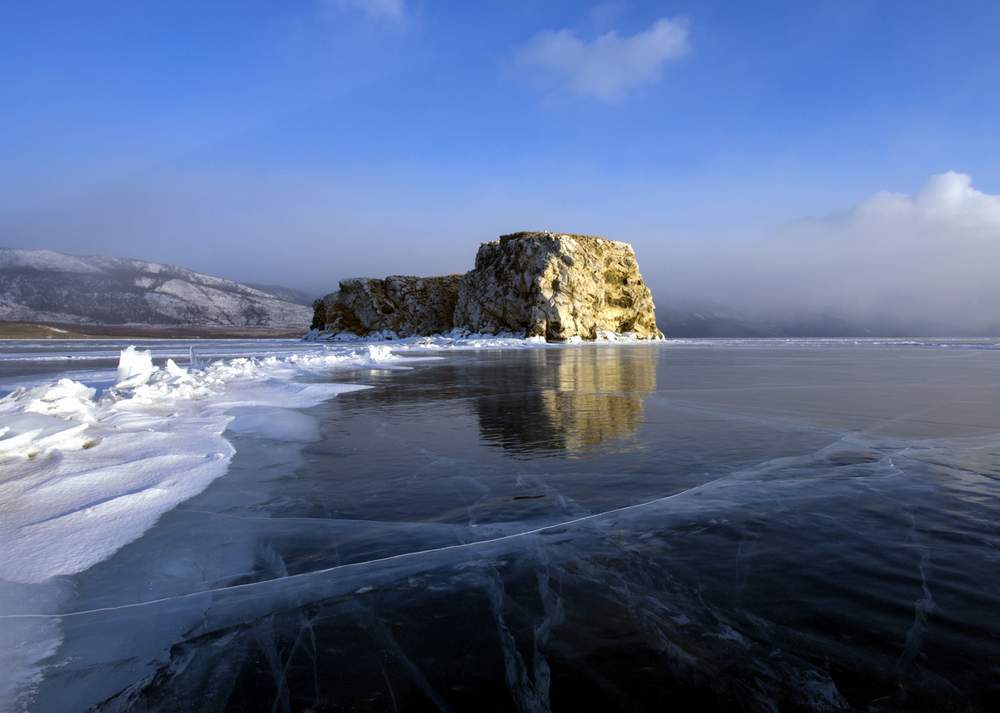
[325,0,405,24]
[672,171,1000,331]
[856,171,1000,228]
[514,17,689,102]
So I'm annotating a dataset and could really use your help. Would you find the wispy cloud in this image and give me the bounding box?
[514,17,689,102]
[323,0,405,24]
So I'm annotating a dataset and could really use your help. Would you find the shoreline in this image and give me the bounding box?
[0,321,307,340]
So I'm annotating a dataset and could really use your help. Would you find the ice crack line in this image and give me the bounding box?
[897,512,935,678]
[1,474,736,621]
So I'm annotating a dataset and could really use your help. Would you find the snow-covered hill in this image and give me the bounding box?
[0,248,313,327]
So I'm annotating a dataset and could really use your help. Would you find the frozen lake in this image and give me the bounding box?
[2,337,1000,712]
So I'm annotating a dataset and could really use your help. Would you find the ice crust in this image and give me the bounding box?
[4,336,1000,713]
[7,330,972,587]
[0,344,412,585]
[0,334,661,711]
[303,327,656,348]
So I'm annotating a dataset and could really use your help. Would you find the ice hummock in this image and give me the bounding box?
[0,343,418,585]
[0,341,427,712]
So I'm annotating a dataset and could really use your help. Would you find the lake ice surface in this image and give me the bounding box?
[2,337,999,712]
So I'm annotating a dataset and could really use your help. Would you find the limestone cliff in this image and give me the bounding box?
[313,232,662,340]
[455,232,662,340]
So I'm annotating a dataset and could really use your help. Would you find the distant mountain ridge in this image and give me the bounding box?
[245,283,316,306]
[0,248,313,327]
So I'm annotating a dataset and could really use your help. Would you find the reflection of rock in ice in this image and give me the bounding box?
[542,347,657,452]
[476,347,657,454]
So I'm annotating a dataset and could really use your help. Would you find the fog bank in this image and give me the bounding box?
[664,171,1000,334]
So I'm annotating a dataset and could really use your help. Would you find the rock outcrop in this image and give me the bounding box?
[455,232,661,340]
[319,275,462,337]
[314,232,662,341]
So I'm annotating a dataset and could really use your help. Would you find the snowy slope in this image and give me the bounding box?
[0,248,313,327]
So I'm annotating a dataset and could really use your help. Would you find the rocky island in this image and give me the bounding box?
[312,232,663,341]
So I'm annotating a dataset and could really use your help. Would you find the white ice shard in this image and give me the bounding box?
[115,346,155,388]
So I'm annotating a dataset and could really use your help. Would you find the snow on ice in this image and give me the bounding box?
[0,344,417,585]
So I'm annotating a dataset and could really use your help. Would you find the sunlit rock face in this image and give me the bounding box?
[455,232,662,341]
[315,232,663,340]
[319,275,462,337]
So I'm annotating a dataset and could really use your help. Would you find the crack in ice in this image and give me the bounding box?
[0,474,737,621]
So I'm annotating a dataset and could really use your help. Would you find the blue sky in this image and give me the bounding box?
[2,0,1000,312]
